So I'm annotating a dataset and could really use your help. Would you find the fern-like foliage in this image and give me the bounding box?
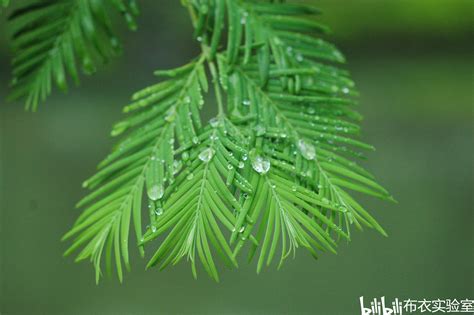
[5,0,394,281]
[7,0,139,110]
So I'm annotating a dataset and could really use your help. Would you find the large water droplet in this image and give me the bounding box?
[148,184,164,201]
[297,139,316,160]
[251,153,271,175]
[199,148,215,163]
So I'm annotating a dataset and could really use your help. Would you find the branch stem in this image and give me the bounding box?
[184,1,225,117]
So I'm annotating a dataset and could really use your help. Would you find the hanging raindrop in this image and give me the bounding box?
[297,139,316,160]
[155,208,164,216]
[250,151,270,175]
[148,184,164,201]
[209,117,220,128]
[199,147,214,163]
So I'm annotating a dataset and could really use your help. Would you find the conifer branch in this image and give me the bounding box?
[2,0,393,281]
[7,0,139,110]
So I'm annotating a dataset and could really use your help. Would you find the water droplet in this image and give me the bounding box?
[242,99,251,106]
[238,161,245,169]
[296,53,304,62]
[155,208,163,216]
[165,108,175,122]
[292,186,297,192]
[227,164,234,170]
[209,117,220,128]
[242,154,248,161]
[347,212,355,224]
[184,96,191,103]
[255,125,266,136]
[297,139,316,160]
[173,160,182,174]
[187,173,194,180]
[342,87,350,94]
[339,206,348,213]
[251,154,271,175]
[307,107,316,114]
[192,136,199,144]
[232,227,236,232]
[151,225,157,233]
[197,36,203,42]
[239,226,245,233]
[148,184,164,201]
[199,148,215,163]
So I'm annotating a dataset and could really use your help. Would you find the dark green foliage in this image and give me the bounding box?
[5,0,393,282]
[7,0,139,110]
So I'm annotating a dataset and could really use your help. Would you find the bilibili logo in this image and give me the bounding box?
[359,296,474,314]
[359,296,403,315]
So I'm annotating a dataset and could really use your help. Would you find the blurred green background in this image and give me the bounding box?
[0,1,473,314]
